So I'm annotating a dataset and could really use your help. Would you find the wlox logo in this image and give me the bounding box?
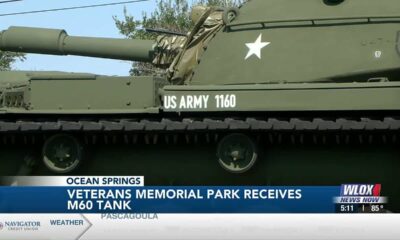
[335,184,387,205]
[340,184,381,196]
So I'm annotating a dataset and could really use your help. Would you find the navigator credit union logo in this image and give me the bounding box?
[335,184,387,204]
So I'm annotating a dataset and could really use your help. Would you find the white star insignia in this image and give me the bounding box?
[245,34,270,60]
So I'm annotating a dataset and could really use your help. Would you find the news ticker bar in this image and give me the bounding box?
[0,214,399,240]
[0,177,390,214]
[0,186,335,213]
[0,186,390,213]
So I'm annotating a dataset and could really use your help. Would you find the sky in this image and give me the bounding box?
[0,0,156,76]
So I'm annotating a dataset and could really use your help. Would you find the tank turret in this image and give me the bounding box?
[0,26,156,62]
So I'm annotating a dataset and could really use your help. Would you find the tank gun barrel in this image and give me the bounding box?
[0,26,155,62]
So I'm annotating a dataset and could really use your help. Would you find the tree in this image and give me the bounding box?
[114,0,245,76]
[0,51,25,71]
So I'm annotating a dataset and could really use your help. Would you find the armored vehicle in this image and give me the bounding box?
[1,0,400,203]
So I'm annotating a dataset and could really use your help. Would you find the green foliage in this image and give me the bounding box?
[114,0,245,75]
[0,51,25,71]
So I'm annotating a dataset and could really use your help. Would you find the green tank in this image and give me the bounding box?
[1,0,400,210]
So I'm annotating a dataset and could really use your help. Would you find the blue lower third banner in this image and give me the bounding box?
[0,186,340,213]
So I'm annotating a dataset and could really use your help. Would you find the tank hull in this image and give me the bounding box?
[2,71,400,114]
[1,74,400,210]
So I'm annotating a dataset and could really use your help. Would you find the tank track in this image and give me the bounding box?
[0,116,399,145]
[1,116,400,176]
[1,117,400,132]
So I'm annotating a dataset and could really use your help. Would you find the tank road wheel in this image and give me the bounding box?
[217,133,258,174]
[42,134,83,174]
